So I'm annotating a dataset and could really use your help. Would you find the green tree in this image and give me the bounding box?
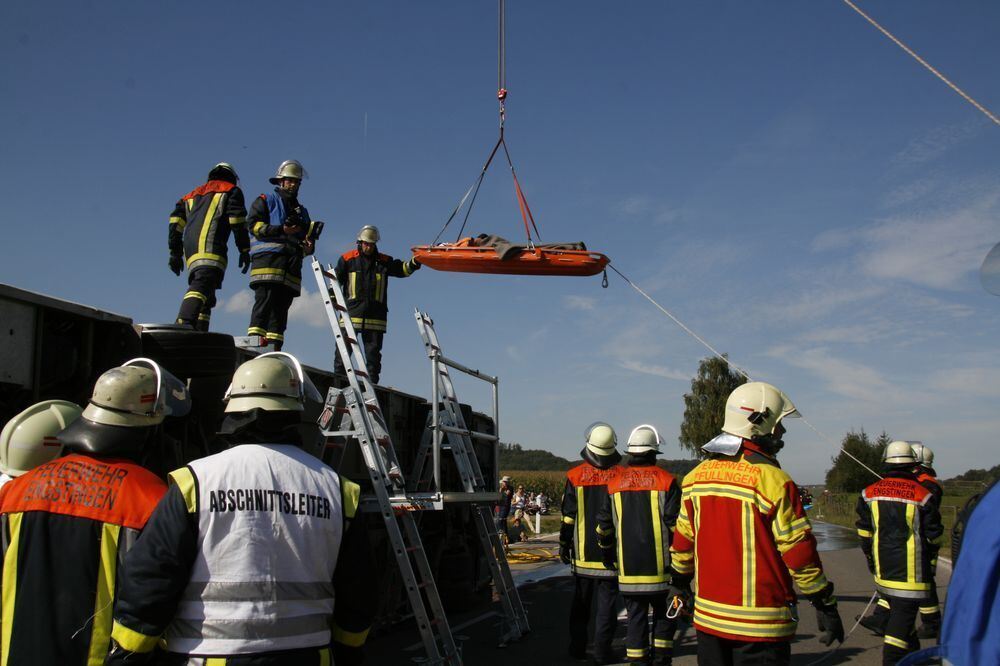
[824,430,887,492]
[678,355,748,457]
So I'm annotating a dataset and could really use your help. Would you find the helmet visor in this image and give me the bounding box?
[122,358,191,418]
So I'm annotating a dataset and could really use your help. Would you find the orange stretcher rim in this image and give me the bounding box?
[412,244,610,277]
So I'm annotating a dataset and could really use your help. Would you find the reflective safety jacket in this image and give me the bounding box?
[670,442,829,642]
[595,460,679,593]
[247,190,316,293]
[917,469,942,501]
[109,443,375,663]
[0,454,167,666]
[336,248,420,332]
[560,462,621,578]
[855,471,943,600]
[169,180,249,272]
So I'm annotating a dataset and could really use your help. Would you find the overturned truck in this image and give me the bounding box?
[0,283,499,628]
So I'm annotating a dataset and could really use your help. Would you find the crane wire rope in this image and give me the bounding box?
[606,263,883,481]
[842,0,1000,127]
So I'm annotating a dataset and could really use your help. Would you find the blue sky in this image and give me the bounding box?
[2,2,998,482]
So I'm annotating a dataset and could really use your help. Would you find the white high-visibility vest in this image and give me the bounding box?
[163,444,346,655]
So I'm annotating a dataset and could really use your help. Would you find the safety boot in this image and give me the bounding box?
[857,611,887,636]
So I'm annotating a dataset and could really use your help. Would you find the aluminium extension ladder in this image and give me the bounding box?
[410,310,530,646]
[309,257,460,665]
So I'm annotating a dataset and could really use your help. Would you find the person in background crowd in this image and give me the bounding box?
[0,400,81,486]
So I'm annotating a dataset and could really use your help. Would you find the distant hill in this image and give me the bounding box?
[498,442,698,477]
[946,463,1000,485]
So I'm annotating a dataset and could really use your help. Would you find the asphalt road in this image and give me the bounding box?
[365,521,950,665]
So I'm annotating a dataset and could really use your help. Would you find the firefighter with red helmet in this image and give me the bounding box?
[560,422,622,662]
[168,162,250,330]
[670,382,843,665]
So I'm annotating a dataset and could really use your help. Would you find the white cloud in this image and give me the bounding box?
[772,345,896,404]
[618,359,690,381]
[891,122,978,169]
[564,295,596,311]
[613,196,677,226]
[222,289,254,314]
[926,367,1000,398]
[288,285,330,328]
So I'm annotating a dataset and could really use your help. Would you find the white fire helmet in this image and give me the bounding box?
[0,400,82,476]
[584,422,617,458]
[883,440,918,465]
[627,424,661,455]
[225,352,322,413]
[721,382,800,440]
[83,359,190,427]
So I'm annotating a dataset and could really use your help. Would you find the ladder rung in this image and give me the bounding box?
[322,269,337,280]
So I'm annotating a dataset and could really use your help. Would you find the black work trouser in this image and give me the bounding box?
[334,329,384,384]
[177,267,223,331]
[624,593,675,664]
[248,284,296,350]
[695,631,790,666]
[569,575,619,659]
[883,597,920,665]
[917,581,941,632]
[143,644,335,665]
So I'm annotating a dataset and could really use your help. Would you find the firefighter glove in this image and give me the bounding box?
[169,254,183,276]
[807,583,844,646]
[239,250,251,274]
[667,574,694,615]
[558,522,574,564]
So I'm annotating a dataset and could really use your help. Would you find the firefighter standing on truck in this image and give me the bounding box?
[108,352,376,666]
[559,422,622,663]
[168,162,250,330]
[334,225,420,384]
[596,425,680,666]
[0,360,190,666]
[247,160,323,350]
[855,441,943,665]
[670,382,843,665]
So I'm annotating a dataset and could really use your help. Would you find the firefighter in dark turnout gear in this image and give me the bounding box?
[247,160,322,350]
[856,441,944,665]
[560,422,622,663]
[670,382,842,666]
[858,442,944,640]
[334,225,420,384]
[169,162,249,330]
[597,425,680,665]
[0,359,190,666]
[108,352,376,666]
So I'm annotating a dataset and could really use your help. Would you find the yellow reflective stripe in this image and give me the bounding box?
[332,623,370,647]
[618,573,669,583]
[319,647,331,666]
[697,597,793,620]
[403,260,414,276]
[169,215,186,228]
[653,638,672,648]
[651,491,664,576]
[694,609,795,637]
[198,193,223,256]
[576,486,586,555]
[2,513,23,666]
[857,528,873,538]
[874,576,931,591]
[562,515,574,525]
[267,331,285,341]
[229,216,246,226]
[183,290,207,302]
[906,503,916,584]
[884,634,910,649]
[349,272,357,299]
[350,317,386,331]
[919,605,939,614]
[687,484,773,514]
[187,252,225,265]
[614,493,624,574]
[186,199,195,212]
[247,327,267,336]
[169,467,198,514]
[342,479,361,519]
[205,659,227,666]
[252,221,268,236]
[626,648,648,658]
[877,598,891,609]
[110,621,161,653]
[871,502,881,576]
[250,267,286,276]
[742,501,755,607]
[375,273,384,302]
[87,523,121,666]
[198,313,210,321]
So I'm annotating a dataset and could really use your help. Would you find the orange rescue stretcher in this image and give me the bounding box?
[412,236,610,277]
